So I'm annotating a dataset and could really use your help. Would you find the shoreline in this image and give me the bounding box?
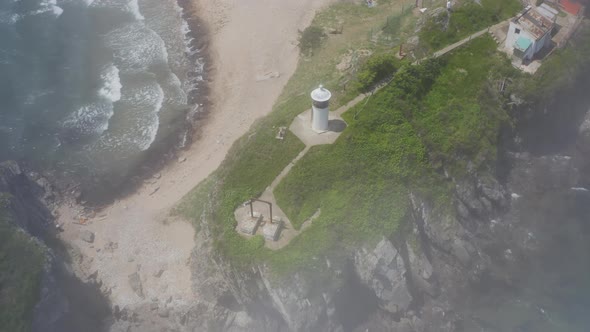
[65,0,213,206]
[55,0,336,317]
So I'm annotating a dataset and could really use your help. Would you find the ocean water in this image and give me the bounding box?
[0,0,205,201]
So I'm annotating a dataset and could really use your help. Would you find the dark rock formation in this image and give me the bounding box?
[175,92,590,332]
[354,238,412,315]
[0,161,112,332]
[81,230,95,243]
[0,161,54,235]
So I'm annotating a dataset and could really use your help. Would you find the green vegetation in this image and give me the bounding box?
[173,0,590,281]
[180,35,517,276]
[273,36,515,274]
[298,26,326,56]
[515,26,590,102]
[382,5,414,36]
[176,106,306,263]
[419,0,521,52]
[178,0,525,275]
[411,37,515,172]
[0,195,45,332]
[355,53,400,92]
[177,0,416,267]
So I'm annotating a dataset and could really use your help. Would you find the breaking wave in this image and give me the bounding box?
[0,0,207,201]
[63,101,114,136]
[103,22,169,74]
[90,0,144,20]
[98,63,122,102]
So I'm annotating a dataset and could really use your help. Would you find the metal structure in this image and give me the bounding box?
[248,198,273,223]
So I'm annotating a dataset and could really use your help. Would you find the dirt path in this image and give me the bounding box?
[57,0,337,316]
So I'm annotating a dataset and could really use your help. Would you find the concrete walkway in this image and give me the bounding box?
[432,27,491,58]
[236,108,349,250]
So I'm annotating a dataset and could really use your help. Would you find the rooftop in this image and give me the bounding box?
[537,3,558,20]
[513,7,555,40]
[311,85,332,102]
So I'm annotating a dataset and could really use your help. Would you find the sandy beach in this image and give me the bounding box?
[57,0,336,316]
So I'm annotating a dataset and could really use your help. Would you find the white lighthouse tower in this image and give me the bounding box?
[310,85,332,132]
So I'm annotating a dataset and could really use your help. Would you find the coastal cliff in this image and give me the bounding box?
[165,31,590,331]
[8,45,590,332]
[3,2,590,331]
[172,103,590,332]
[0,162,111,332]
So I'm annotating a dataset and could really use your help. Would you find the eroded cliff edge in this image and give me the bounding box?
[168,44,590,332]
[0,162,111,332]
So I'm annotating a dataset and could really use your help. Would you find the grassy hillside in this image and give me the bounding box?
[419,0,521,52]
[176,0,417,266]
[176,0,528,275]
[271,36,517,274]
[0,195,45,332]
[179,32,518,277]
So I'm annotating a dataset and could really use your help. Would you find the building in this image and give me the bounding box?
[557,0,584,15]
[505,6,556,63]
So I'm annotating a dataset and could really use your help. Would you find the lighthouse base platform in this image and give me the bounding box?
[289,109,347,147]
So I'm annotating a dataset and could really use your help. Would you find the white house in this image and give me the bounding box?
[505,6,556,62]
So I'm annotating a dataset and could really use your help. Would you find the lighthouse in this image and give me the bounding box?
[310,85,331,132]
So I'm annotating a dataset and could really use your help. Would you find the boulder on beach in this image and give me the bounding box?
[81,230,95,243]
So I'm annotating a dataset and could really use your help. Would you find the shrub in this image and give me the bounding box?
[355,53,399,92]
[298,26,326,56]
[0,193,11,208]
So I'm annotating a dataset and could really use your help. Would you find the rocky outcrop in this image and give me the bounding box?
[177,103,590,331]
[258,268,339,332]
[0,161,111,332]
[0,161,54,235]
[576,109,590,187]
[455,175,509,227]
[354,238,412,315]
[578,109,590,150]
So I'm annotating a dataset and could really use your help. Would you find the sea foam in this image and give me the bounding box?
[90,0,144,20]
[32,0,63,17]
[104,22,169,73]
[98,64,122,102]
[63,101,114,136]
